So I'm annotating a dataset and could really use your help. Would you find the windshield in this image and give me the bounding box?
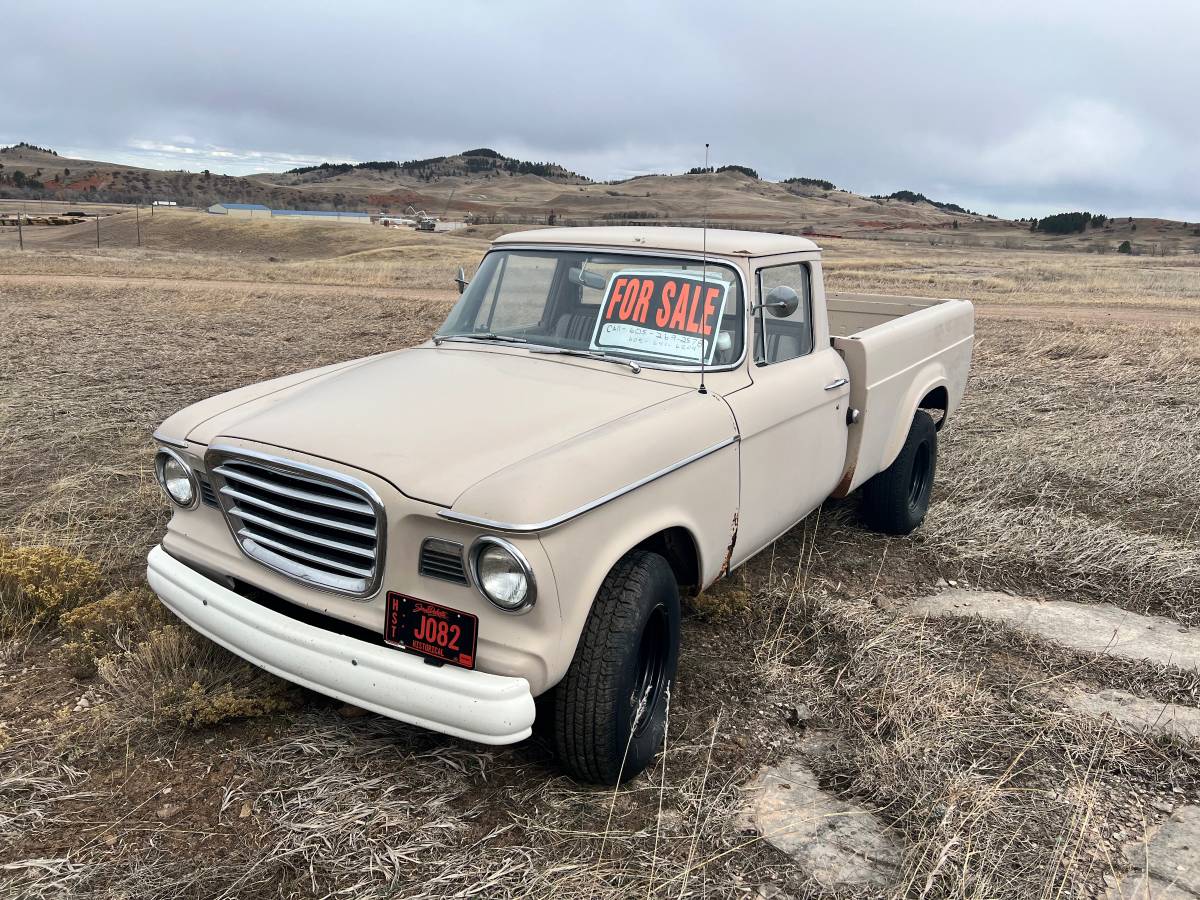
[438,249,745,368]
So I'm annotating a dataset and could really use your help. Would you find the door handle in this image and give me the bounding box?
[824,378,849,391]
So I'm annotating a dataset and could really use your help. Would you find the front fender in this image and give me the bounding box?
[534,440,739,688]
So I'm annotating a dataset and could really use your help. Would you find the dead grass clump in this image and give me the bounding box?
[774,589,1126,898]
[0,542,102,636]
[0,729,94,855]
[96,625,294,731]
[55,586,166,677]
[925,500,1200,621]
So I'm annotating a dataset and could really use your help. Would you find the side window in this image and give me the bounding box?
[755,263,813,365]
[481,254,557,332]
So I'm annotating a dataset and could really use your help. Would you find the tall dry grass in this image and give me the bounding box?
[1,235,1198,898]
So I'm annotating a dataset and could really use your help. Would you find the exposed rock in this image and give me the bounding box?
[906,590,1199,671]
[796,728,844,760]
[1107,805,1200,899]
[739,757,900,888]
[1066,688,1200,741]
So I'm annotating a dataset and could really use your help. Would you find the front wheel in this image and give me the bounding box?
[553,551,680,785]
[860,409,938,535]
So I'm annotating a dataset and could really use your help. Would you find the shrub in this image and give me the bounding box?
[0,543,102,636]
[1118,240,1132,254]
[57,587,166,677]
[96,625,295,730]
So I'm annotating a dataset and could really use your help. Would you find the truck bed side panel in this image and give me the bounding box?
[832,299,974,495]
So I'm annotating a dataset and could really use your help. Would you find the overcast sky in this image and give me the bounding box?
[3,0,1197,220]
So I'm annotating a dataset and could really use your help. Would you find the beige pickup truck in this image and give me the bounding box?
[147,227,973,783]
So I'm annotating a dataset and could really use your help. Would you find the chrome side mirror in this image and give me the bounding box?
[756,285,800,318]
[454,266,469,294]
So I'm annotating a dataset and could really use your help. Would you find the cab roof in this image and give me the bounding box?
[493,226,820,258]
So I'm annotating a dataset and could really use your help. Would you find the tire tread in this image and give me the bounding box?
[553,551,672,784]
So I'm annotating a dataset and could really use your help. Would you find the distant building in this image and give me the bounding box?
[152,200,178,207]
[206,203,371,224]
[208,202,270,218]
[270,209,372,225]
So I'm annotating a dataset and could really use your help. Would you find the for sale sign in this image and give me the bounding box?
[590,270,729,364]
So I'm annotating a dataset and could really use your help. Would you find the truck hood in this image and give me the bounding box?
[173,346,708,508]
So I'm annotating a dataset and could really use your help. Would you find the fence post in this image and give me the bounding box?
[136,205,142,246]
[96,214,100,248]
[16,212,23,250]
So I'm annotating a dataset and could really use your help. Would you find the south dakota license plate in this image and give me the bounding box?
[384,592,478,669]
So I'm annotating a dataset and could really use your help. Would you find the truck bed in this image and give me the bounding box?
[827,292,951,339]
[827,292,975,496]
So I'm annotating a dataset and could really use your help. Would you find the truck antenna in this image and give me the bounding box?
[698,142,710,395]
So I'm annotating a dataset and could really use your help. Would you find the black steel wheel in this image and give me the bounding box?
[861,409,938,535]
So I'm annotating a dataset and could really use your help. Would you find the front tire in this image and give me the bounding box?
[861,409,937,535]
[553,551,680,785]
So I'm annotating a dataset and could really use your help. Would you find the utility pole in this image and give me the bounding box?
[136,205,142,246]
[95,214,100,248]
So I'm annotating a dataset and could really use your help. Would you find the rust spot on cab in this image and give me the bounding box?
[718,511,739,578]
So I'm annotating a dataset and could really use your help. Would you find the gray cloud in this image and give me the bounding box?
[2,0,1196,219]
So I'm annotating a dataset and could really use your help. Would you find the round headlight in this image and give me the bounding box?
[155,448,196,508]
[470,537,535,612]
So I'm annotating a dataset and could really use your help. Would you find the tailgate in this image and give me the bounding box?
[832,299,974,495]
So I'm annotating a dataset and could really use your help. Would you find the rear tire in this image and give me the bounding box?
[861,409,937,535]
[553,551,680,785]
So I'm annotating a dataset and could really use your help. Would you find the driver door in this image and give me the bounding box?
[724,261,850,565]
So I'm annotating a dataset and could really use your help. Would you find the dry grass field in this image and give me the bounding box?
[1,215,1198,899]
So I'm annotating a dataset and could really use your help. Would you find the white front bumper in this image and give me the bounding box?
[146,545,535,745]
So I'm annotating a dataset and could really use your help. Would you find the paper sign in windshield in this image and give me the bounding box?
[590,271,729,364]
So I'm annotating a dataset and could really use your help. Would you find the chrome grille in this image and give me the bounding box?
[207,449,384,597]
[419,538,467,585]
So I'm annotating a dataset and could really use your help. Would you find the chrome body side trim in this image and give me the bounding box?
[438,435,739,533]
[153,431,190,449]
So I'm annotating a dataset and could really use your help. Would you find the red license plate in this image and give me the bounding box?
[384,592,478,669]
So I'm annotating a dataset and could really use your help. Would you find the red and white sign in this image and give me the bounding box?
[590,270,729,364]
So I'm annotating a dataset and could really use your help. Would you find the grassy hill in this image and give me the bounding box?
[3,142,1198,254]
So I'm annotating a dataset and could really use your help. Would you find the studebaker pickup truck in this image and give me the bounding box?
[147,226,973,783]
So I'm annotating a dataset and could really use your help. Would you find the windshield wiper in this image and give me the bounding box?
[434,331,528,346]
[529,346,642,373]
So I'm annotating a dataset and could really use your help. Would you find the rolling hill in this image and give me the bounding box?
[3,142,1197,253]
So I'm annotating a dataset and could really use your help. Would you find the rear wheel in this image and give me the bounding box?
[861,409,937,535]
[553,551,680,785]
